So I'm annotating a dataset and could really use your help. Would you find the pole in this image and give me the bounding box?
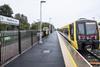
[18,23,21,54]
[0,20,1,64]
[49,18,51,34]
[39,1,42,44]
[39,1,46,44]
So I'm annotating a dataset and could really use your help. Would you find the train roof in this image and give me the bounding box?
[76,18,96,23]
[61,24,69,29]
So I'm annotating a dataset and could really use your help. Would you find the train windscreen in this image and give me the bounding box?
[86,22,97,35]
[78,23,85,34]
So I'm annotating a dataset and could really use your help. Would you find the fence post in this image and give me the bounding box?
[31,31,33,46]
[18,27,21,54]
[0,32,1,64]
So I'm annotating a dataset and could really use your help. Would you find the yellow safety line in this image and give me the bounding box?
[57,32,77,67]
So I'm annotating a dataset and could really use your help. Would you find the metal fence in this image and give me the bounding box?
[0,30,39,64]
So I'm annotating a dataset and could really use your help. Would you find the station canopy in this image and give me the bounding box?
[0,15,19,26]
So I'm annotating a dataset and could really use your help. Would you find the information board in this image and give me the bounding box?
[0,15,19,26]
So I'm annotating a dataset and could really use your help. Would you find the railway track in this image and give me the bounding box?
[59,32,100,67]
[79,49,100,67]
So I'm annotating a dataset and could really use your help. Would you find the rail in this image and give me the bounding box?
[86,50,100,66]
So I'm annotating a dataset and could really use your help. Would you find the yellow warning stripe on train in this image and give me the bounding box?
[57,32,77,67]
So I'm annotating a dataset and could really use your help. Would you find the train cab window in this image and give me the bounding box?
[70,23,74,40]
[86,22,97,35]
[78,23,85,35]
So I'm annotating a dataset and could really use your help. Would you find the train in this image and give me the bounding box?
[61,18,100,50]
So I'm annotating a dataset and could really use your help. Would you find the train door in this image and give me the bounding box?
[76,22,85,50]
[70,23,74,40]
[70,23,76,47]
[67,25,70,40]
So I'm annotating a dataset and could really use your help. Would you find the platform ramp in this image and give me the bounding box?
[57,32,92,67]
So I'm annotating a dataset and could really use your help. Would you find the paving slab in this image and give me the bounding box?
[5,32,65,67]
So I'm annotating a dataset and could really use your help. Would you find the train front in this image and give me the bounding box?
[76,19,99,50]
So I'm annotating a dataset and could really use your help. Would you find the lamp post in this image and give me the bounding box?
[39,0,46,44]
[49,18,51,34]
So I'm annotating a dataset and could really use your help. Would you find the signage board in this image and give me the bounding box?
[0,15,19,26]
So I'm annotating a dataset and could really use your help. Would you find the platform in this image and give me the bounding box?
[5,32,65,67]
[4,31,92,67]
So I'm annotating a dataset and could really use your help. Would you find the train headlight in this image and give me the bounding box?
[87,36,90,40]
[78,36,81,40]
[78,35,85,40]
[90,35,97,39]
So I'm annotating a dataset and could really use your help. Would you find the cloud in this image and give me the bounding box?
[0,0,100,28]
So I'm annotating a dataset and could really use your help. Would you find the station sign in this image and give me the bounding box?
[0,15,19,26]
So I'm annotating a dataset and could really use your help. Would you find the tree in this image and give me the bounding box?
[31,21,55,34]
[14,13,30,30]
[20,22,30,30]
[0,4,13,17]
[31,22,40,30]
[31,22,52,30]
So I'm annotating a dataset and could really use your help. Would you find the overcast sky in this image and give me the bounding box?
[0,0,100,28]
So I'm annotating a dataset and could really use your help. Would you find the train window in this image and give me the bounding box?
[64,28,68,35]
[86,22,97,35]
[70,23,74,40]
[78,23,85,34]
